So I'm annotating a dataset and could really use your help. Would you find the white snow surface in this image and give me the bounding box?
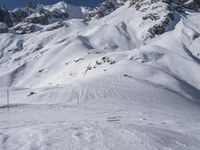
[0,2,200,150]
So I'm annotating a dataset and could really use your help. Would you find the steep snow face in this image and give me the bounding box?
[0,1,200,150]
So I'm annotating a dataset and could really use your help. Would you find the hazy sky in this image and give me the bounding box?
[0,0,104,9]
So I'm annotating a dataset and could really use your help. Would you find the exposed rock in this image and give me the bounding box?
[45,22,65,31]
[24,13,49,25]
[10,8,29,24]
[130,0,200,12]
[12,23,36,34]
[0,1,74,28]
[0,6,12,27]
[177,0,200,11]
[49,10,69,19]
[27,91,37,97]
[143,13,160,21]
[86,0,124,19]
[129,0,179,39]
[148,24,166,36]
[0,22,8,33]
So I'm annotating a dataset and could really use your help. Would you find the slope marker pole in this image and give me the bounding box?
[7,89,9,111]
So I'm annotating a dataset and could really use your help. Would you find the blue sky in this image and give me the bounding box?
[0,0,104,9]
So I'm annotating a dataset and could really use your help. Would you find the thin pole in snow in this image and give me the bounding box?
[7,89,9,111]
[75,81,80,105]
[78,94,80,105]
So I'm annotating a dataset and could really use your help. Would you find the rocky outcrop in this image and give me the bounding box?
[0,22,8,33]
[86,0,124,19]
[0,1,80,34]
[130,0,200,12]
[10,8,30,24]
[87,0,199,21]
[85,0,197,39]
[174,0,200,11]
[128,0,187,39]
[24,13,49,25]
[148,24,166,36]
[45,22,65,31]
[0,6,12,27]
[12,23,36,34]
[146,12,174,38]
[49,10,69,19]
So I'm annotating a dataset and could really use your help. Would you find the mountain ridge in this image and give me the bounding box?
[0,0,200,34]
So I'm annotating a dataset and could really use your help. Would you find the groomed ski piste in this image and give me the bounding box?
[0,1,200,150]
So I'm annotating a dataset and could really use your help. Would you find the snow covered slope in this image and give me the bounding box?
[0,0,200,150]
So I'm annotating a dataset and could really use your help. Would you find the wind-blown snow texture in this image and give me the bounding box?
[0,1,200,150]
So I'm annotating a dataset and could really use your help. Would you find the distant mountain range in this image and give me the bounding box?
[0,0,105,10]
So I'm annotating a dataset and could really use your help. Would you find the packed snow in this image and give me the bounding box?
[0,1,200,150]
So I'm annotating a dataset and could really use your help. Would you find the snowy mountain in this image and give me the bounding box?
[0,1,86,34]
[0,0,200,149]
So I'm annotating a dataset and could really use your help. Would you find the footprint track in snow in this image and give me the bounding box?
[107,116,122,122]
